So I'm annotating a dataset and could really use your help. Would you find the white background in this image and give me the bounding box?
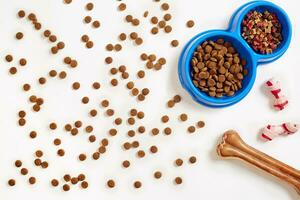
[0,0,300,199]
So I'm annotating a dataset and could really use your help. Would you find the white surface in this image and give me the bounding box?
[0,0,300,199]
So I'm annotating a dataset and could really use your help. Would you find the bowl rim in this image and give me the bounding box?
[179,30,257,107]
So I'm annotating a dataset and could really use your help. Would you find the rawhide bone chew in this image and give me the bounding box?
[260,122,300,141]
[217,130,300,194]
[265,78,288,110]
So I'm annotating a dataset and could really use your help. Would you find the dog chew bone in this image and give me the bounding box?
[217,130,300,194]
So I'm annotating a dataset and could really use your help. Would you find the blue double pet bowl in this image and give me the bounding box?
[178,1,292,108]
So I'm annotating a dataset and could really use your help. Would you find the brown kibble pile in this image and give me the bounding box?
[191,39,247,97]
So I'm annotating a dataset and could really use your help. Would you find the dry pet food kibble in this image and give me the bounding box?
[191,39,247,97]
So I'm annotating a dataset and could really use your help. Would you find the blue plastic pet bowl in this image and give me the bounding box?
[178,0,292,108]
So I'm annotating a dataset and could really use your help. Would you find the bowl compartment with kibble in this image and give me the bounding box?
[178,0,292,108]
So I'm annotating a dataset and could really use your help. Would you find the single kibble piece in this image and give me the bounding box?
[49,35,57,42]
[20,168,28,175]
[84,16,92,23]
[149,145,158,153]
[138,126,145,134]
[79,154,87,161]
[63,175,72,183]
[197,121,205,128]
[125,15,133,22]
[174,177,183,184]
[143,11,149,17]
[118,3,126,11]
[186,20,195,28]
[137,111,144,119]
[86,2,94,11]
[151,128,159,135]
[29,131,37,138]
[126,81,134,90]
[18,110,26,118]
[29,177,36,184]
[85,125,93,133]
[81,35,89,42]
[92,20,100,28]
[161,3,169,10]
[161,115,169,123]
[137,70,145,78]
[131,141,139,148]
[49,122,57,130]
[49,70,57,77]
[8,179,16,186]
[188,126,196,133]
[105,57,113,64]
[119,33,127,41]
[18,10,26,18]
[167,100,175,108]
[18,118,26,126]
[44,30,51,37]
[171,40,179,47]
[106,109,114,116]
[130,32,138,40]
[175,158,183,166]
[107,179,115,188]
[173,95,181,103]
[71,177,78,185]
[16,32,23,40]
[19,58,27,66]
[35,150,43,157]
[51,179,59,187]
[78,174,86,181]
[111,78,118,86]
[53,138,61,146]
[63,184,70,191]
[164,25,172,33]
[86,41,94,48]
[92,152,100,160]
[137,150,145,158]
[151,27,159,35]
[154,171,162,179]
[82,96,89,104]
[164,127,172,135]
[189,156,197,164]
[109,128,117,136]
[5,54,13,62]
[59,71,67,79]
[123,142,131,150]
[81,181,89,189]
[122,160,130,168]
[179,114,188,121]
[41,161,49,168]
[90,109,97,117]
[101,99,109,107]
[134,181,142,188]
[38,77,47,85]
[70,60,78,68]
[164,13,172,21]
[101,138,109,146]
[57,149,65,156]
[72,82,80,90]
[15,160,22,168]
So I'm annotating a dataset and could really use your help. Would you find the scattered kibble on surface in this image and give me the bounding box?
[2,1,208,192]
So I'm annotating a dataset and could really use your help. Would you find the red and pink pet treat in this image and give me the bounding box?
[265,78,288,110]
[260,122,299,141]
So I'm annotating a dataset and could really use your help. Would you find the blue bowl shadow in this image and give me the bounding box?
[178,0,292,108]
